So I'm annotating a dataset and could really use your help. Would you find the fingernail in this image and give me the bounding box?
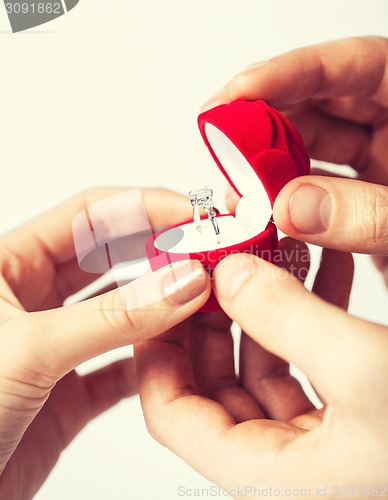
[289,185,332,234]
[120,261,207,311]
[215,254,259,301]
[163,261,207,305]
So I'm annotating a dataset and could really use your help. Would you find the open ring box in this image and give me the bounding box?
[146,99,310,311]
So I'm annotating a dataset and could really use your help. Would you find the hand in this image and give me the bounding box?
[0,188,211,498]
[135,240,388,497]
[205,36,388,283]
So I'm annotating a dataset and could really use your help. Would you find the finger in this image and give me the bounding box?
[82,358,137,417]
[309,249,354,406]
[316,96,388,127]
[3,188,190,264]
[288,406,326,431]
[186,312,264,422]
[284,107,371,175]
[41,359,137,446]
[0,188,126,303]
[135,334,240,487]
[273,176,388,254]
[135,327,304,489]
[202,36,388,110]
[1,260,210,382]
[310,167,353,178]
[275,237,310,282]
[313,249,354,310]
[286,106,388,185]
[213,253,388,413]
[1,188,192,309]
[240,238,314,421]
[239,333,315,421]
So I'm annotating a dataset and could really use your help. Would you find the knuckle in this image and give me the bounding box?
[142,400,175,446]
[100,293,125,332]
[361,187,388,249]
[227,69,255,99]
[76,187,127,209]
[0,376,52,413]
[100,290,143,339]
[0,317,56,408]
[75,187,106,203]
[143,409,163,443]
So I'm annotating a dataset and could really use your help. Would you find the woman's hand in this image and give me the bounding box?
[0,188,211,499]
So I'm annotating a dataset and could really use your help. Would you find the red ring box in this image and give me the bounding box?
[146,99,310,311]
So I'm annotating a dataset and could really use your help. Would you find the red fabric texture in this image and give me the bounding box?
[197,99,310,203]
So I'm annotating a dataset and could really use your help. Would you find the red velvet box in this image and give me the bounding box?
[146,99,310,311]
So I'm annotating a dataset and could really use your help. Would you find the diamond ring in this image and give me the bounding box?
[189,186,220,243]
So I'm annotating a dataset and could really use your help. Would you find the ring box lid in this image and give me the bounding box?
[198,99,310,234]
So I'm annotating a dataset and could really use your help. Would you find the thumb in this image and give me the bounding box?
[0,260,209,475]
[273,176,388,254]
[213,253,387,412]
[3,260,210,381]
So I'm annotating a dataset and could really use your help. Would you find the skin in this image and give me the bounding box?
[136,36,388,498]
[0,188,211,499]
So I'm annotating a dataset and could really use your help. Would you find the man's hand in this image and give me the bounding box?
[136,246,388,497]
[134,37,388,497]
[205,36,388,283]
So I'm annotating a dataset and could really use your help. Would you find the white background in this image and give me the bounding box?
[0,1,387,499]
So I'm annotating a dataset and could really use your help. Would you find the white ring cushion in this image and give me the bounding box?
[155,124,273,253]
